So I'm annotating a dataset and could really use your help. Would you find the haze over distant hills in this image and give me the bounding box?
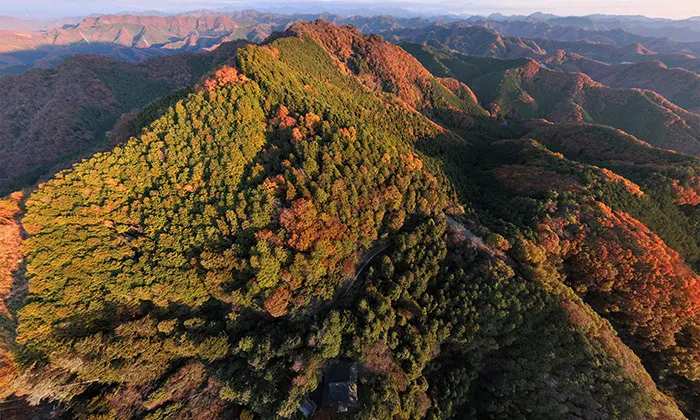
[3,10,700,75]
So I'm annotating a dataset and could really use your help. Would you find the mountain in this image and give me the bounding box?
[0,19,698,419]
[0,13,280,54]
[542,52,700,112]
[404,44,700,155]
[534,38,700,73]
[0,12,430,76]
[384,23,700,108]
[384,23,546,59]
[384,23,700,74]
[0,16,45,31]
[0,41,244,196]
[4,11,700,78]
[0,15,83,31]
[518,13,700,43]
[284,20,487,117]
[0,39,184,76]
[483,18,700,51]
[50,13,275,47]
[0,12,286,75]
[520,120,700,262]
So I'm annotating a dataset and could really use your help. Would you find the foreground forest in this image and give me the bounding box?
[0,18,698,419]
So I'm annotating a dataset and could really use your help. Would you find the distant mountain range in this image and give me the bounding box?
[474,12,700,43]
[387,24,700,111]
[542,52,700,112]
[404,44,700,155]
[2,10,700,77]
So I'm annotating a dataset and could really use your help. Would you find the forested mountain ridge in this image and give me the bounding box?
[0,41,245,196]
[285,20,488,119]
[540,52,700,112]
[0,19,697,419]
[5,10,700,78]
[383,23,700,73]
[404,44,700,156]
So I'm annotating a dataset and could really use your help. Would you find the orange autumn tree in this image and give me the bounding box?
[201,65,247,91]
[264,286,292,318]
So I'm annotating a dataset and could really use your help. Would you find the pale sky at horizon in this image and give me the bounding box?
[2,0,699,20]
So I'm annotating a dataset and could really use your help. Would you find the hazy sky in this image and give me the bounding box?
[2,0,699,20]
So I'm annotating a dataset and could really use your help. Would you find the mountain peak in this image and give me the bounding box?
[283,20,486,116]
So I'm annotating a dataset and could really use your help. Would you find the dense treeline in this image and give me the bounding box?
[521,122,700,268]
[427,136,700,415]
[0,41,246,196]
[0,21,697,419]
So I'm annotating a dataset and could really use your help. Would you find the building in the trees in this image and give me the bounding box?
[320,360,359,413]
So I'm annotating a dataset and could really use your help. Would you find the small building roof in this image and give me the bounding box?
[321,360,359,413]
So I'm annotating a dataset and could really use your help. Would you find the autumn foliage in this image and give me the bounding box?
[0,19,697,420]
[200,65,248,91]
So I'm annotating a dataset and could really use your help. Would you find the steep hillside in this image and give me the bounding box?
[521,121,700,266]
[483,20,700,56]
[0,22,692,419]
[405,44,700,155]
[385,23,546,59]
[543,52,700,112]
[448,137,700,415]
[0,42,244,195]
[285,20,488,118]
[385,23,700,74]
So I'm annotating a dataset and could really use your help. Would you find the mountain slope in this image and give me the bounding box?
[1,22,690,419]
[449,136,700,415]
[385,23,700,73]
[286,20,488,118]
[520,121,700,266]
[543,52,700,112]
[405,44,700,155]
[385,23,546,59]
[0,42,244,196]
